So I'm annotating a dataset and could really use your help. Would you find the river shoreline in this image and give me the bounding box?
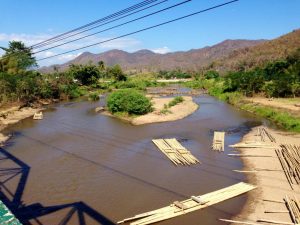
[0,105,43,144]
[1,97,297,224]
[231,126,300,224]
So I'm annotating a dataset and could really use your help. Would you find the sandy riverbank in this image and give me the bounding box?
[132,96,198,125]
[229,126,300,224]
[245,97,300,115]
[0,105,43,145]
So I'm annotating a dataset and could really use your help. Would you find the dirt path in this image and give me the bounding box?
[245,97,300,115]
[231,126,300,224]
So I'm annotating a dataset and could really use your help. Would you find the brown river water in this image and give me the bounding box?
[1,95,264,225]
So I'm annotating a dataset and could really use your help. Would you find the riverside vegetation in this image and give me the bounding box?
[0,41,299,131]
[0,41,160,107]
[184,48,300,132]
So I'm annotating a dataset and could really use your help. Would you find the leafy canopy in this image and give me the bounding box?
[0,41,37,74]
[107,89,152,115]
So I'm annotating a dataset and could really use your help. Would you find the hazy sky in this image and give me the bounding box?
[1,0,299,66]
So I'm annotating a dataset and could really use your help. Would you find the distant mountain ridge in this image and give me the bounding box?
[40,29,300,73]
[40,39,265,73]
[212,29,300,71]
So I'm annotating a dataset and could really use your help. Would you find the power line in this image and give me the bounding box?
[0,0,164,61]
[32,0,169,50]
[31,0,162,48]
[37,0,239,61]
[33,0,191,54]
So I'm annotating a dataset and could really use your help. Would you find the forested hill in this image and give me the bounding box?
[40,39,264,73]
[40,29,300,74]
[212,29,300,72]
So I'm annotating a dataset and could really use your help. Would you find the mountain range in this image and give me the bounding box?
[40,29,300,73]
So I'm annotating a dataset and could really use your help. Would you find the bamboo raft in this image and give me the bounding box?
[284,195,300,224]
[212,131,225,151]
[276,144,300,190]
[118,182,256,225]
[257,127,276,142]
[33,112,43,120]
[152,139,200,166]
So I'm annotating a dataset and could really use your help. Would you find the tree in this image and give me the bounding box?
[204,70,219,79]
[97,60,106,78]
[107,64,127,81]
[98,60,105,71]
[291,83,300,98]
[0,41,37,74]
[68,64,100,85]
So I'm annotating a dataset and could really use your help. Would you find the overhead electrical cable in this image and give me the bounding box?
[37,0,239,61]
[0,0,165,61]
[33,0,191,54]
[32,0,169,50]
[31,0,163,48]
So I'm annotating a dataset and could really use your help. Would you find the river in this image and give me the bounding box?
[1,95,262,225]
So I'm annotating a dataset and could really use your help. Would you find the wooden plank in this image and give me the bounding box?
[118,182,256,225]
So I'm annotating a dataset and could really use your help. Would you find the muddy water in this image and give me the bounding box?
[1,95,262,225]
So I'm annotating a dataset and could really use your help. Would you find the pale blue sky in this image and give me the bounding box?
[0,0,299,66]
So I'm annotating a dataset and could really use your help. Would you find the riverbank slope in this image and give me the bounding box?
[233,126,300,224]
[0,105,42,144]
[209,90,300,133]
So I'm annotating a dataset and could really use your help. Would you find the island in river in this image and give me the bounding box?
[102,96,199,125]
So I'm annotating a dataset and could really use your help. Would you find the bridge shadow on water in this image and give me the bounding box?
[0,147,116,225]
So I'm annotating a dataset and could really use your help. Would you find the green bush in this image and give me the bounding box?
[113,78,158,90]
[205,70,219,79]
[88,92,100,101]
[168,96,184,107]
[107,89,152,115]
[184,80,204,89]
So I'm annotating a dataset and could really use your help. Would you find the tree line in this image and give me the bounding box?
[1,40,299,108]
[0,41,128,105]
[186,48,300,98]
[221,48,300,97]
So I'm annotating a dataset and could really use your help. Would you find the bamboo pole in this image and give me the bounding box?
[264,210,289,213]
[275,149,294,190]
[228,154,274,157]
[233,169,283,173]
[256,219,295,225]
[219,218,262,225]
[263,199,285,204]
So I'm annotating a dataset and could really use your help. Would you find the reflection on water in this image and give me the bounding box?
[1,95,262,225]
